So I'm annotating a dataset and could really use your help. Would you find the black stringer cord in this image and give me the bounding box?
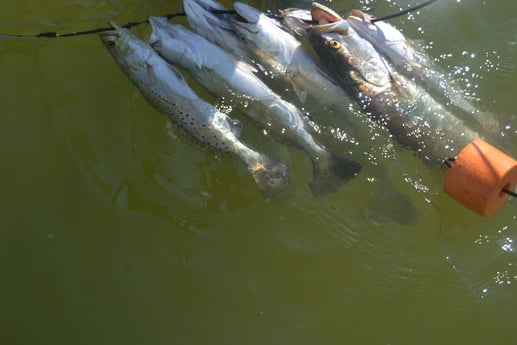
[0,12,186,39]
[371,0,438,23]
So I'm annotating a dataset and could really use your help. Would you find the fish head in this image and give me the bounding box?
[232,2,261,29]
[306,3,349,35]
[148,17,206,70]
[182,0,252,61]
[306,26,353,73]
[281,5,348,36]
[281,8,314,35]
[311,2,345,24]
[347,9,387,44]
[183,0,232,34]
[100,24,130,58]
[281,8,312,23]
[303,3,391,89]
[182,0,231,33]
[348,9,373,24]
[100,22,188,92]
[230,2,264,44]
[306,23,391,91]
[231,2,299,69]
[100,23,153,72]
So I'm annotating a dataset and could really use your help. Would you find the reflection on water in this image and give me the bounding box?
[1,0,517,344]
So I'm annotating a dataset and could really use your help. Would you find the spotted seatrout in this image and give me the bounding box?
[100,23,288,197]
[301,4,481,163]
[346,8,499,134]
[149,17,361,195]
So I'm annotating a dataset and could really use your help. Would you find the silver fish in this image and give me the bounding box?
[301,6,481,163]
[229,2,378,148]
[181,0,253,63]
[100,23,288,197]
[149,17,361,195]
[345,8,500,134]
[230,2,350,107]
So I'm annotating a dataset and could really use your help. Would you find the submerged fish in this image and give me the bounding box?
[345,8,499,134]
[181,0,253,62]
[149,17,361,195]
[100,23,288,197]
[230,2,349,107]
[182,0,354,135]
[301,4,481,163]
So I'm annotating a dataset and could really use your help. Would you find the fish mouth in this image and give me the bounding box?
[231,12,249,24]
[282,14,311,32]
[311,2,342,24]
[348,9,374,23]
[232,2,260,24]
[99,24,121,48]
[309,3,349,34]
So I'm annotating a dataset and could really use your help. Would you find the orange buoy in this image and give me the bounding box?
[443,139,517,217]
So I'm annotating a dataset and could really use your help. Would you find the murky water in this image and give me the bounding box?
[1,0,516,344]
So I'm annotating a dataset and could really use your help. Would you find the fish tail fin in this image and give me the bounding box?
[248,155,289,198]
[309,153,361,196]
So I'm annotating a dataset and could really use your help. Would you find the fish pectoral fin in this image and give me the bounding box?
[148,36,160,49]
[145,62,159,85]
[291,80,308,104]
[388,72,409,99]
[165,63,186,82]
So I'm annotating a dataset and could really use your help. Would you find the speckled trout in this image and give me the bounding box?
[345,8,499,133]
[181,0,338,105]
[229,2,350,107]
[149,17,361,195]
[302,5,481,163]
[181,0,253,62]
[99,23,288,197]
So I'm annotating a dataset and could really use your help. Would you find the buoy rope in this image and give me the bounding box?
[0,12,186,38]
[0,0,439,39]
[504,188,517,198]
[444,157,455,168]
[371,0,439,23]
[444,157,517,198]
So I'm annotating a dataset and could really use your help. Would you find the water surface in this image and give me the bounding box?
[1,0,517,344]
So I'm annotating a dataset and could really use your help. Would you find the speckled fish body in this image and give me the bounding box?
[149,17,361,195]
[100,24,288,197]
[347,8,498,132]
[182,0,253,62]
[229,2,350,108]
[302,4,480,163]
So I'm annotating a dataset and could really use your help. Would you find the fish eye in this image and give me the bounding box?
[329,39,341,49]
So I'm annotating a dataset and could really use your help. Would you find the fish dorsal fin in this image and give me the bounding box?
[167,63,186,81]
[290,79,308,104]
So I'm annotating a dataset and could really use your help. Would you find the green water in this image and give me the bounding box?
[1,0,517,344]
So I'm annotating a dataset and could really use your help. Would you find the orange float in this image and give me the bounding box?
[443,139,517,217]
